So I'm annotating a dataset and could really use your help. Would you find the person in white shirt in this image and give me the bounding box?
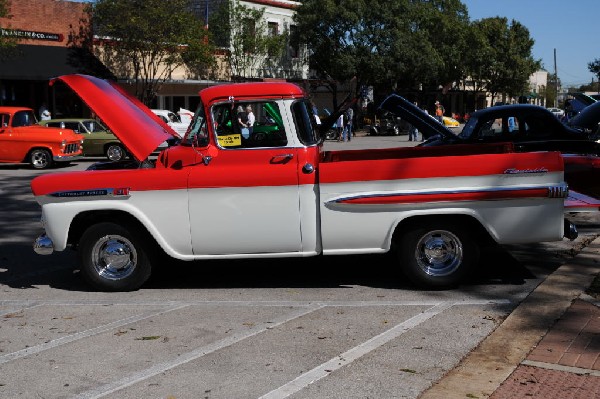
[39,102,51,120]
[245,105,255,137]
[336,113,344,141]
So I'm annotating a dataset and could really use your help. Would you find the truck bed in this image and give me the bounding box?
[321,142,516,163]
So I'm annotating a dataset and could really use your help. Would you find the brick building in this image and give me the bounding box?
[0,0,113,117]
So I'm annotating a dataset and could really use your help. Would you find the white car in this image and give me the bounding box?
[151,109,190,136]
[547,107,565,118]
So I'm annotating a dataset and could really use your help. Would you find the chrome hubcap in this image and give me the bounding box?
[415,230,463,277]
[91,235,137,280]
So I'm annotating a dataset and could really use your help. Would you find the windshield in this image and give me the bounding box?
[82,119,108,133]
[185,101,209,146]
[12,110,37,127]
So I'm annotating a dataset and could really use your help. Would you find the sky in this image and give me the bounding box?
[461,0,599,88]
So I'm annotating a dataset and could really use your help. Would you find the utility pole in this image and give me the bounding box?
[554,48,558,108]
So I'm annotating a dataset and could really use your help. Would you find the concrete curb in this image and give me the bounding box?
[419,237,600,399]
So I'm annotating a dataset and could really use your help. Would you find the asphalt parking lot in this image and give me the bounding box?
[1,134,598,399]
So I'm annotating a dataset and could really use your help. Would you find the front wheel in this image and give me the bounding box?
[77,222,153,291]
[29,148,52,169]
[396,221,478,288]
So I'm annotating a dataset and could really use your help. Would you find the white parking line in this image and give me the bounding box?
[0,304,189,365]
[258,302,454,399]
[0,298,510,397]
[75,304,325,399]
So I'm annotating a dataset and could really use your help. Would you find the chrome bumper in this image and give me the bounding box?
[33,233,54,255]
[53,154,82,162]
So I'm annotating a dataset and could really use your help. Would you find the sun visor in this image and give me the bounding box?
[50,74,175,161]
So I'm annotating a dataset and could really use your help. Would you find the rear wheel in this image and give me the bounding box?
[106,144,127,161]
[29,149,52,169]
[78,222,153,291]
[396,221,478,288]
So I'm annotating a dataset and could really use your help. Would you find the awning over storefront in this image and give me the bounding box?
[0,44,115,80]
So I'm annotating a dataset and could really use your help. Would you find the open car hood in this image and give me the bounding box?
[50,74,177,161]
[568,100,600,136]
[378,94,456,140]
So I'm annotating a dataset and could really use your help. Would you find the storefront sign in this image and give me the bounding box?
[0,28,64,42]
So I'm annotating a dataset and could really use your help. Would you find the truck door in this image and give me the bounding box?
[188,99,310,255]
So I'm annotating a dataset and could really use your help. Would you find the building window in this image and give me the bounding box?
[289,25,299,59]
[268,21,278,36]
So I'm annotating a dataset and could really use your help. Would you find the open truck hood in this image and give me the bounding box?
[50,74,178,161]
[378,94,456,140]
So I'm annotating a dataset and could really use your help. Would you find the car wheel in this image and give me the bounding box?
[77,222,154,292]
[396,221,478,288]
[106,144,126,161]
[29,149,53,169]
[325,129,337,140]
[392,125,400,136]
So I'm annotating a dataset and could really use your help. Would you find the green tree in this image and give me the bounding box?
[0,0,17,59]
[90,0,215,105]
[293,0,470,107]
[415,0,470,93]
[219,0,288,80]
[588,59,600,85]
[468,17,540,103]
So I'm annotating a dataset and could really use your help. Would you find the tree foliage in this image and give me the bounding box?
[294,0,470,101]
[0,0,18,60]
[294,0,538,105]
[468,17,540,103]
[90,0,215,105]
[588,59,600,84]
[210,0,289,80]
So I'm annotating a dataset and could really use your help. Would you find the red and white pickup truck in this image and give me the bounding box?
[32,74,577,291]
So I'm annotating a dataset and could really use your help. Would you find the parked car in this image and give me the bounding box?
[369,110,407,136]
[547,107,565,118]
[443,116,460,127]
[378,96,600,199]
[562,92,597,122]
[0,106,83,169]
[39,118,128,161]
[151,109,190,137]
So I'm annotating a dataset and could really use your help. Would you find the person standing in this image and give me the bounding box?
[237,105,249,138]
[434,100,445,124]
[336,112,344,141]
[39,102,51,121]
[245,105,255,137]
[408,101,419,141]
[344,107,354,141]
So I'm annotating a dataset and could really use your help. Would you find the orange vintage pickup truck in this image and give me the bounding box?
[0,106,83,169]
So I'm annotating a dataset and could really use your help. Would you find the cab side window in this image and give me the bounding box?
[213,101,287,149]
[0,113,9,127]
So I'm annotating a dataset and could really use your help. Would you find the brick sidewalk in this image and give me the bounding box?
[489,298,600,398]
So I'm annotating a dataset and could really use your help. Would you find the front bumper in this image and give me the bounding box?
[53,154,83,162]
